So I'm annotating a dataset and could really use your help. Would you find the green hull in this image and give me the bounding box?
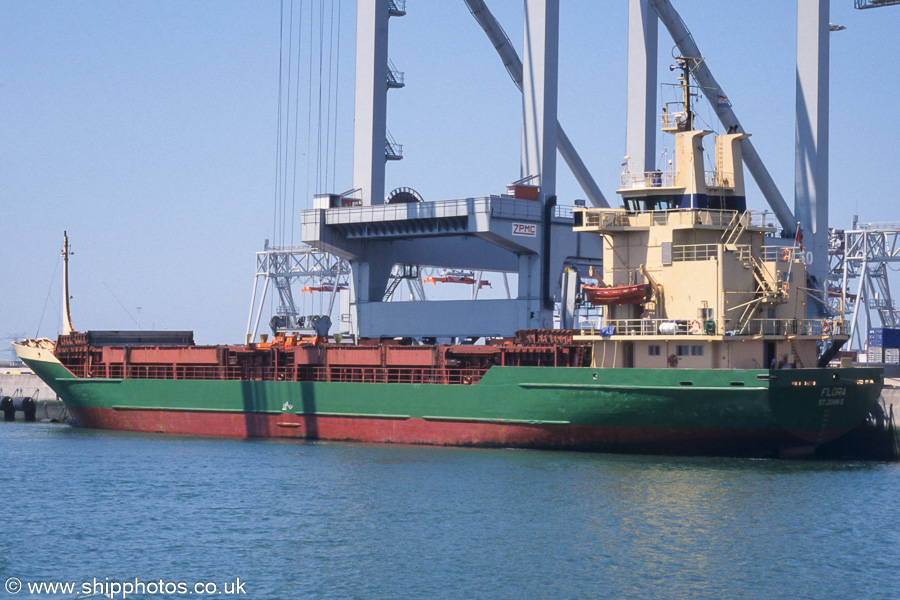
[22,350,884,457]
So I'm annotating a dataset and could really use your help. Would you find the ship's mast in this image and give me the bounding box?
[675,56,694,131]
[61,231,75,335]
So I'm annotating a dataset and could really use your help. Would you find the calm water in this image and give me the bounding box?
[1,422,899,600]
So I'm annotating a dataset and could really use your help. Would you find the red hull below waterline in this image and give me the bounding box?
[67,406,841,457]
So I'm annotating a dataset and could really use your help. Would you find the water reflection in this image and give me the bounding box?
[2,425,898,599]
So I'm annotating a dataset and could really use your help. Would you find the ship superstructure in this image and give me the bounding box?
[572,72,833,372]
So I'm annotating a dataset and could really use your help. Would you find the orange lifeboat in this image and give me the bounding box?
[582,283,649,306]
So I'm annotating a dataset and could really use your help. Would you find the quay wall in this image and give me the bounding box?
[0,368,67,422]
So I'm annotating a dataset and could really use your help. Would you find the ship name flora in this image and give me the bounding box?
[512,223,537,237]
[819,386,846,406]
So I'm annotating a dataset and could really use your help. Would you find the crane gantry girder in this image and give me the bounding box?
[855,0,900,9]
[246,244,351,342]
[830,224,900,351]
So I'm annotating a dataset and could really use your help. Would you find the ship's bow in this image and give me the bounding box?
[11,339,73,397]
[767,367,883,445]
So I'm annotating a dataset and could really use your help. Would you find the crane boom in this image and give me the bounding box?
[464,0,609,208]
[647,0,796,234]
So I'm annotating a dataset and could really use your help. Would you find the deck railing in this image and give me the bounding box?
[65,363,490,385]
[619,171,676,189]
[576,208,776,231]
[617,167,742,191]
[705,171,735,188]
[313,196,576,227]
[580,317,846,338]
[760,245,803,263]
[670,244,801,263]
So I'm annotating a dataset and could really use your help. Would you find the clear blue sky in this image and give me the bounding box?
[3,1,899,348]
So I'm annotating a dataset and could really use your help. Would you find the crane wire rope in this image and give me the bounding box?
[288,0,305,247]
[271,0,346,315]
[304,0,315,229]
[315,0,327,196]
[283,0,296,248]
[281,0,296,249]
[273,0,285,248]
[274,0,344,249]
[330,0,342,193]
[324,0,337,194]
[274,0,306,249]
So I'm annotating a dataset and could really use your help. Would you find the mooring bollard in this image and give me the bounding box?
[1,396,14,421]
[13,397,37,422]
[1,396,37,422]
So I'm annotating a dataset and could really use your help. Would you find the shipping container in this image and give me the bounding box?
[885,348,900,364]
[868,328,900,348]
[867,345,884,363]
[868,328,882,345]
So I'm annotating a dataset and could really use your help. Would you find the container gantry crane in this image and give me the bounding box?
[855,1,900,9]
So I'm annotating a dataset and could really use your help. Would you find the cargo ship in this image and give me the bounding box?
[13,62,883,458]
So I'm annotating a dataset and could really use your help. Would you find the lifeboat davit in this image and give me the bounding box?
[582,283,649,306]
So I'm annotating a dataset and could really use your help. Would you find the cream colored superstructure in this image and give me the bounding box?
[573,126,841,370]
